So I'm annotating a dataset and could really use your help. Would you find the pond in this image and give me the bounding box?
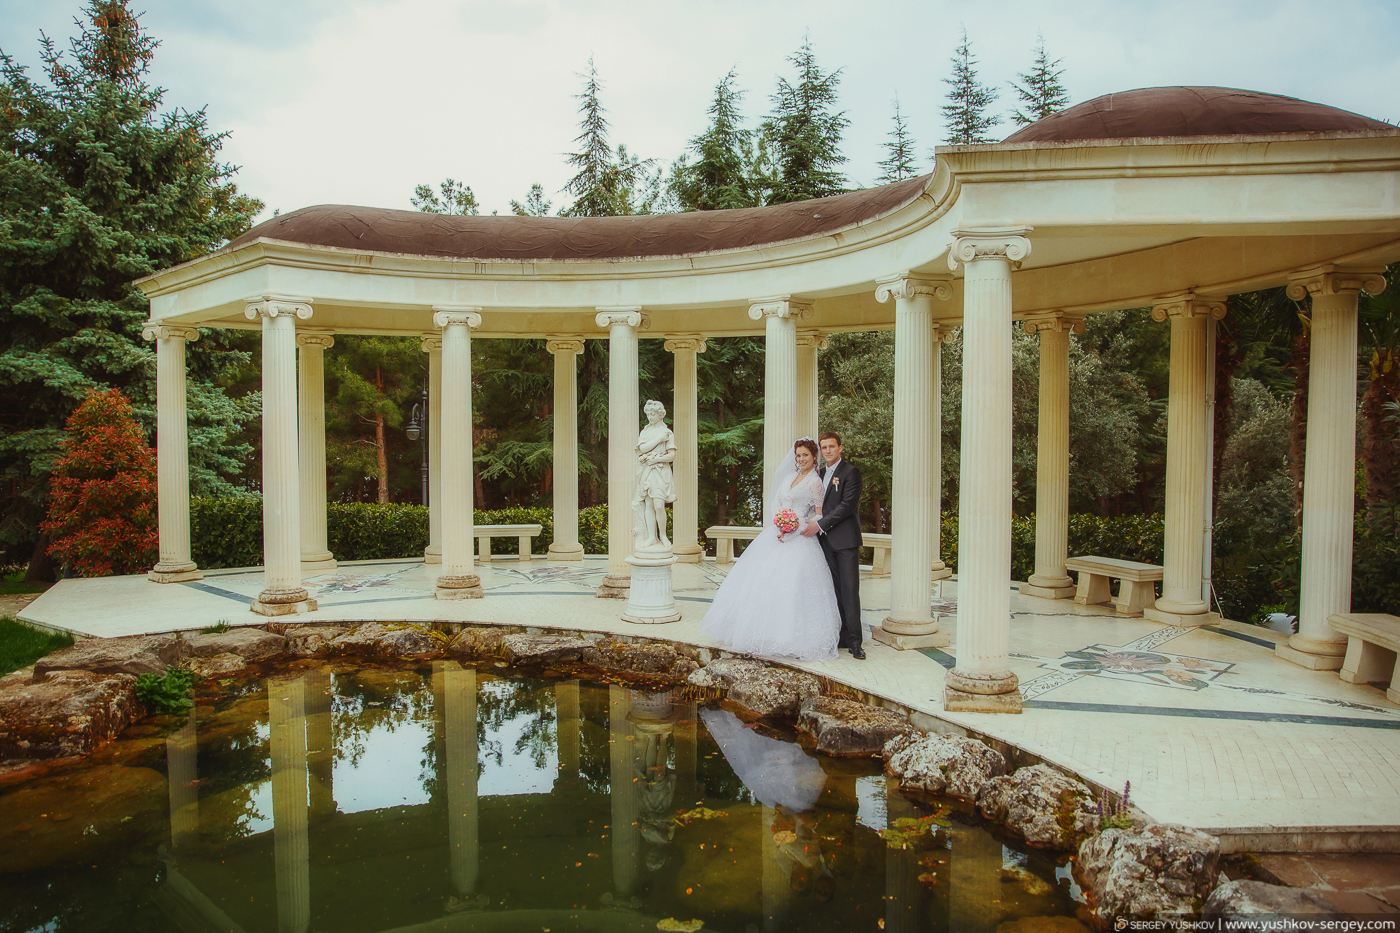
[0,662,1086,932]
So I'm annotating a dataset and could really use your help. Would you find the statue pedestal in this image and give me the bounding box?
[622,546,681,624]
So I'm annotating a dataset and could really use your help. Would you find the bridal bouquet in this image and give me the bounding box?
[773,509,800,535]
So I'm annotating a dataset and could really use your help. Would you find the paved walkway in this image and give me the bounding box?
[19,556,1400,853]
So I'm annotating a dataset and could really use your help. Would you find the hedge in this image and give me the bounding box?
[190,498,610,569]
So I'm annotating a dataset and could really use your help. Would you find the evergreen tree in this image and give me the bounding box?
[411,178,479,215]
[877,97,920,183]
[1010,36,1070,126]
[0,0,263,576]
[671,68,764,211]
[763,38,849,204]
[560,59,655,217]
[510,184,553,217]
[325,337,423,504]
[942,29,1000,144]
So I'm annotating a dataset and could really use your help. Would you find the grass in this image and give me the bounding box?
[0,568,49,597]
[0,616,73,676]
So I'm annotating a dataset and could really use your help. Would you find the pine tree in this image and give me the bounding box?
[671,68,764,211]
[941,29,1000,144]
[412,178,479,215]
[560,59,656,217]
[510,184,553,217]
[763,38,849,204]
[877,97,920,183]
[0,1,263,577]
[1010,36,1070,126]
[41,389,158,577]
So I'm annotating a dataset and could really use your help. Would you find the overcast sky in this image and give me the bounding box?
[4,0,1399,224]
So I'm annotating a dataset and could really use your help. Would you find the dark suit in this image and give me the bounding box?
[817,460,863,650]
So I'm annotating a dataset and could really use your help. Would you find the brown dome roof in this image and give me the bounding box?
[225,175,931,262]
[1002,86,1396,144]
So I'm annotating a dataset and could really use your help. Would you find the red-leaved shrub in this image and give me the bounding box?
[42,389,158,576]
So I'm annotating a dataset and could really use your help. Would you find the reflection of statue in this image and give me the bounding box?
[632,400,677,551]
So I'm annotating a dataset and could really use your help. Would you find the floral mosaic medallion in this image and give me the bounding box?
[493,564,609,585]
[304,566,428,596]
[1042,645,1234,691]
[930,598,957,616]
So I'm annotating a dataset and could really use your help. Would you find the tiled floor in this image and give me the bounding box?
[19,556,1400,851]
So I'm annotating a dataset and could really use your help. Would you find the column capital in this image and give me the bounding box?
[141,322,200,343]
[546,336,587,354]
[1286,264,1387,301]
[663,335,707,353]
[432,306,482,329]
[796,330,829,351]
[594,307,646,329]
[747,296,813,321]
[1149,292,1227,323]
[420,333,443,352]
[1021,312,1084,336]
[875,273,953,303]
[947,227,1033,271]
[243,295,313,321]
[295,329,335,350]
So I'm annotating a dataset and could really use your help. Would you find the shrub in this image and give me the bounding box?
[190,496,262,569]
[42,389,158,576]
[135,668,198,715]
[940,513,1166,582]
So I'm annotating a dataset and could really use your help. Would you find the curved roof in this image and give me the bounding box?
[224,175,931,262]
[1002,86,1397,144]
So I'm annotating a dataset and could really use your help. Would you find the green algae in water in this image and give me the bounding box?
[0,663,1085,932]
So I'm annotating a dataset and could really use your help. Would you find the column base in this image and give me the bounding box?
[872,622,950,650]
[149,565,203,584]
[596,573,630,599]
[301,557,338,575]
[424,545,442,565]
[547,542,585,562]
[931,565,953,582]
[672,544,704,564]
[943,687,1023,713]
[1143,607,1218,628]
[622,552,681,624]
[436,574,483,600]
[250,597,318,616]
[1274,640,1345,671]
[1018,581,1076,600]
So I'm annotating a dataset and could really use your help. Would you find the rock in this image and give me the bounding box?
[1201,880,1345,924]
[796,695,918,756]
[281,624,351,657]
[686,656,766,690]
[500,633,591,664]
[581,638,700,681]
[1077,823,1221,924]
[181,628,287,662]
[686,657,820,717]
[0,671,145,759]
[446,626,509,659]
[329,622,443,659]
[977,764,1097,849]
[186,652,249,678]
[33,634,179,678]
[884,732,1007,800]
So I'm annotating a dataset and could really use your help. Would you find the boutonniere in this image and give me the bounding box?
[832,477,841,490]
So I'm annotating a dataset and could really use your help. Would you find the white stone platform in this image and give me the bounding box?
[19,556,1400,853]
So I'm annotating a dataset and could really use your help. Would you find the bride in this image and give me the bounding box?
[701,437,841,662]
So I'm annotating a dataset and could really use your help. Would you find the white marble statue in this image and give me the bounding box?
[632,399,677,551]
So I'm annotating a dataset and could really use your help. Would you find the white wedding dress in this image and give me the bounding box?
[700,461,841,662]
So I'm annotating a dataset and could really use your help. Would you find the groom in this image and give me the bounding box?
[802,432,865,659]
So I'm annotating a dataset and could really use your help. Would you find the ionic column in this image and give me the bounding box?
[608,685,639,899]
[665,335,707,563]
[434,307,483,599]
[1019,313,1083,600]
[296,331,336,574]
[874,274,953,650]
[556,679,580,783]
[796,331,828,440]
[245,297,316,616]
[422,335,443,564]
[1278,266,1386,669]
[1143,294,1226,627]
[944,229,1031,714]
[166,712,199,850]
[444,663,479,898]
[595,309,644,597]
[269,674,310,933]
[142,323,203,584]
[304,667,334,822]
[749,297,812,503]
[547,338,586,561]
[931,324,952,583]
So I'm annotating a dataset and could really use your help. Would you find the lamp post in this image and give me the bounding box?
[405,383,429,506]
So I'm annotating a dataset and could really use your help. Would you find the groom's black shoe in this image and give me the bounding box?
[849,645,866,660]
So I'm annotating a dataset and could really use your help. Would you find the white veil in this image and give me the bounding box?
[763,437,815,524]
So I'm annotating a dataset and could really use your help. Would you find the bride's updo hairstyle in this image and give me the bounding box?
[793,438,819,464]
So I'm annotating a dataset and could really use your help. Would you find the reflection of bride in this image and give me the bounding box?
[700,438,840,661]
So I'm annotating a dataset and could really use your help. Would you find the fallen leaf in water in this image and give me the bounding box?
[674,807,728,825]
[773,831,797,845]
[657,919,703,932]
[918,873,938,885]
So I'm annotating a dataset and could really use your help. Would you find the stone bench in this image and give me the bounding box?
[1330,612,1400,704]
[475,524,544,562]
[704,525,894,574]
[1064,556,1163,616]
